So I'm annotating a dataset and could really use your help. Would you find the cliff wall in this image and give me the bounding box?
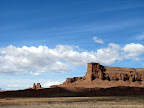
[51,63,144,88]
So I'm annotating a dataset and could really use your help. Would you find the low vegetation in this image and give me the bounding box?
[0,96,144,108]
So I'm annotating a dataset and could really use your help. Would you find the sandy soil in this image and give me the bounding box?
[0,96,144,108]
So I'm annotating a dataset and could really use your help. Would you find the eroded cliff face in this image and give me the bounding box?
[51,63,144,88]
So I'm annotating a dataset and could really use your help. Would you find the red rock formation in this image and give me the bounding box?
[63,77,83,85]
[36,83,41,89]
[29,83,44,90]
[51,63,144,88]
[33,83,36,89]
[84,63,105,81]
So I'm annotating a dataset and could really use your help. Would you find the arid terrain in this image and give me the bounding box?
[1,63,144,107]
[0,96,144,108]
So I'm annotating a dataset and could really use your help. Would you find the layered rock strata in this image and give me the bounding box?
[51,63,144,88]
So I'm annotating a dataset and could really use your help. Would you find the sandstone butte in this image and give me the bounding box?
[29,83,44,90]
[2,62,144,97]
[50,62,144,88]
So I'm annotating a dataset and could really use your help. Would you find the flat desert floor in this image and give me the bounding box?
[0,96,144,108]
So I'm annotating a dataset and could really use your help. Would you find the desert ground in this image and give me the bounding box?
[0,96,144,108]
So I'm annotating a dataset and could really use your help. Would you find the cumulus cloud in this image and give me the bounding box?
[122,43,144,60]
[0,43,144,75]
[0,45,71,74]
[93,36,104,44]
[96,43,122,64]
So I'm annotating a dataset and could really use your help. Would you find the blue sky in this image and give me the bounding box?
[0,0,144,90]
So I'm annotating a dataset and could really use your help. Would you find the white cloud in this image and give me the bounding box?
[96,43,122,64]
[122,43,144,60]
[93,36,104,44]
[0,45,71,74]
[30,72,41,76]
[43,81,60,88]
[0,43,144,75]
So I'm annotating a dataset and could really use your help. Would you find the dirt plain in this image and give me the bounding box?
[1,63,144,108]
[0,96,144,108]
